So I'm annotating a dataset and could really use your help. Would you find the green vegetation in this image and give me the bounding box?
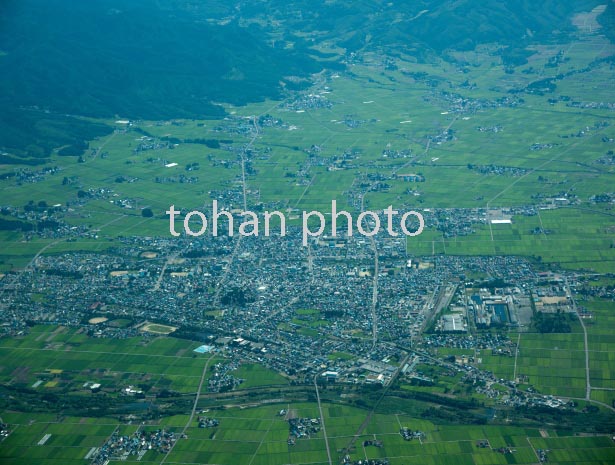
[232,364,289,389]
[0,326,208,399]
[0,326,614,464]
[0,0,326,161]
[0,2,614,464]
[532,311,577,333]
[0,109,112,162]
[1,400,614,465]
[0,12,614,270]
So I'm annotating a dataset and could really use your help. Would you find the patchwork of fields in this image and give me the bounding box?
[2,403,615,465]
[1,31,614,272]
[1,326,615,464]
[0,325,211,394]
[1,6,614,465]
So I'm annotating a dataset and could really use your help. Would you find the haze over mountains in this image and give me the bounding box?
[0,0,612,162]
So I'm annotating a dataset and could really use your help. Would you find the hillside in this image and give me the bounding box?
[0,0,610,161]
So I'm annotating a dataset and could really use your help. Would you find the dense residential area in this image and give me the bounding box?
[0,228,608,411]
[1,1,615,464]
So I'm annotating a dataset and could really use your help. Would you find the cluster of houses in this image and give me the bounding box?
[132,135,173,154]
[92,429,176,464]
[567,101,615,110]
[362,439,383,447]
[208,361,244,393]
[0,422,10,439]
[530,143,555,151]
[2,165,61,185]
[287,417,320,445]
[197,417,219,428]
[284,92,333,111]
[537,448,549,462]
[425,332,513,350]
[467,164,529,177]
[476,439,516,454]
[343,459,389,465]
[476,125,502,133]
[154,174,199,184]
[122,386,144,396]
[433,89,524,116]
[399,427,425,441]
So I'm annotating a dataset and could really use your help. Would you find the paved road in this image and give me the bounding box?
[566,277,591,400]
[160,352,216,464]
[359,190,379,349]
[313,372,333,465]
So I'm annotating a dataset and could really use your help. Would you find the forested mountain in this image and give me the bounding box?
[0,0,611,161]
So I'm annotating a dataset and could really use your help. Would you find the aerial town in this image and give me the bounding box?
[0,217,603,413]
